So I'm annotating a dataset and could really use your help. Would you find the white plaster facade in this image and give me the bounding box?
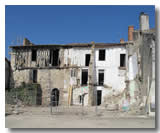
[66,46,127,106]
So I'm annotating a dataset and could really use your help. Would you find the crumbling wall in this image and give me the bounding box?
[11,47,65,70]
[140,34,154,95]
[150,39,155,112]
[10,47,68,106]
[127,29,155,113]
[64,48,91,66]
[63,47,92,106]
[36,49,50,67]
[38,69,65,105]
[11,69,32,87]
[102,88,126,108]
[140,33,155,113]
[10,49,32,70]
[72,86,88,106]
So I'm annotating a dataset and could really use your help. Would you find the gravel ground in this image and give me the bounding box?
[5,106,155,128]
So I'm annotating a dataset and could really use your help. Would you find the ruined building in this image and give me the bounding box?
[126,12,155,113]
[9,12,155,113]
[10,41,127,106]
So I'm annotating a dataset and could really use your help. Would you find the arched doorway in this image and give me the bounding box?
[51,88,59,106]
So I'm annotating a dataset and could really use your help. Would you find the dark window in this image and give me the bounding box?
[98,70,104,86]
[120,54,126,67]
[33,70,37,83]
[50,49,59,66]
[85,54,90,66]
[32,50,37,61]
[97,90,102,105]
[81,69,88,85]
[99,49,105,61]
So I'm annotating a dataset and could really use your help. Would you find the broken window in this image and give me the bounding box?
[50,49,59,66]
[98,69,104,86]
[99,49,105,61]
[81,69,88,85]
[85,54,90,66]
[120,54,126,67]
[32,50,37,61]
[33,69,37,83]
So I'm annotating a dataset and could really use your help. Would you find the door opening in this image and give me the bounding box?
[51,88,59,106]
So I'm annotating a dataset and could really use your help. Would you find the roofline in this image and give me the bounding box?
[10,43,127,49]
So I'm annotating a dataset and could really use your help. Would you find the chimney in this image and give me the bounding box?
[139,12,149,31]
[120,38,125,43]
[128,26,134,41]
[23,38,30,46]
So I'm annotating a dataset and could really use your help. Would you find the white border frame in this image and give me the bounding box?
[1,0,160,132]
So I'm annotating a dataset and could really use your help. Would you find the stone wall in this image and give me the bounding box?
[37,69,65,105]
[11,69,31,87]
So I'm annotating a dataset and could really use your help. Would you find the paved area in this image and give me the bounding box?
[5,106,155,128]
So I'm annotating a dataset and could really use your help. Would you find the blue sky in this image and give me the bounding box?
[5,5,155,59]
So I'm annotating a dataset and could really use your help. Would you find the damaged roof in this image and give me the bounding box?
[10,42,127,49]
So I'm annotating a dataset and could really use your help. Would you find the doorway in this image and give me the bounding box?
[97,90,102,106]
[51,88,59,106]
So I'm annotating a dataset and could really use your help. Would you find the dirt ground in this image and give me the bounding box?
[5,106,155,128]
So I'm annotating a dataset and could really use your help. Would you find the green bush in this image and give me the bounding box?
[8,82,41,105]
